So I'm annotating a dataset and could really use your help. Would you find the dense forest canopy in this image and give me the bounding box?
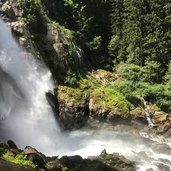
[43,0,171,71]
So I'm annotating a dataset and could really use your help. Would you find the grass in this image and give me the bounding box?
[58,72,131,116]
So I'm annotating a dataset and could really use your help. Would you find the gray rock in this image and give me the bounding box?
[0,159,40,171]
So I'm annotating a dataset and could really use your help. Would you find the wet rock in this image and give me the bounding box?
[152,143,171,155]
[0,141,135,171]
[58,86,89,130]
[60,155,116,171]
[46,160,63,171]
[157,122,171,134]
[46,91,59,118]
[100,149,135,171]
[130,107,146,121]
[146,169,153,171]
[10,21,27,37]
[136,151,150,161]
[0,1,16,20]
[0,159,40,171]
[163,128,171,138]
[24,147,46,169]
[152,112,168,124]
[158,158,171,166]
[7,140,18,149]
[153,162,170,171]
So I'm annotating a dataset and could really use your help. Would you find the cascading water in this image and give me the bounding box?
[0,18,171,171]
[0,18,66,154]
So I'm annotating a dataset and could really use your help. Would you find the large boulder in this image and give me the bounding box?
[57,86,89,130]
[10,21,27,37]
[0,1,16,20]
[46,160,63,171]
[0,160,40,171]
[23,146,46,169]
[0,0,21,21]
[152,111,168,124]
[152,143,171,155]
[7,140,18,149]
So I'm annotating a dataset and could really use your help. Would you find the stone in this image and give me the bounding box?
[1,1,16,20]
[153,162,170,171]
[130,107,146,121]
[58,86,89,130]
[152,143,171,155]
[158,122,171,133]
[24,147,46,169]
[0,159,40,171]
[46,160,63,171]
[10,21,27,37]
[46,91,59,117]
[7,140,18,149]
[152,112,168,124]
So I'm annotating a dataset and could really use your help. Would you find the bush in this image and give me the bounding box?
[64,70,78,87]
[2,151,37,168]
[116,61,161,83]
[18,0,47,33]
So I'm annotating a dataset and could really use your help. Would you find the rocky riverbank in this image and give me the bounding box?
[0,140,135,171]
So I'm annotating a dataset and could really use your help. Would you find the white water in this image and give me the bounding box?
[0,19,65,154]
[0,19,171,171]
[141,98,154,128]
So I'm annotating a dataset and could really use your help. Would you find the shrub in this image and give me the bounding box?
[2,151,37,168]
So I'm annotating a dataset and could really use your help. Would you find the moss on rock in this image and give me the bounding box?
[58,86,85,107]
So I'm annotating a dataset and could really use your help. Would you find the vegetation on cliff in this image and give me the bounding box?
[41,0,171,114]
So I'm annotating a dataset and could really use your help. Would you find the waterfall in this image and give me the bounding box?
[0,18,65,154]
[141,98,154,128]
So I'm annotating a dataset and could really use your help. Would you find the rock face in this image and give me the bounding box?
[23,146,46,169]
[0,160,40,171]
[0,141,136,171]
[0,0,86,83]
[58,86,89,130]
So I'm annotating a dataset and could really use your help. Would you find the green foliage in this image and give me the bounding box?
[58,85,85,106]
[80,75,130,114]
[18,0,47,33]
[109,0,171,72]
[165,61,171,87]
[42,0,111,68]
[116,62,161,83]
[114,63,171,113]
[64,70,78,87]
[2,151,37,168]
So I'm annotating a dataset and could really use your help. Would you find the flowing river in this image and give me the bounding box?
[0,18,171,171]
